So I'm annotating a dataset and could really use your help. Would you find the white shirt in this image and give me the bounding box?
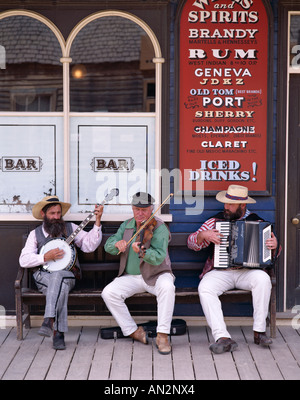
[19,223,102,268]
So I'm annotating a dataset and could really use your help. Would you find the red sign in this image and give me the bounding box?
[179,0,269,192]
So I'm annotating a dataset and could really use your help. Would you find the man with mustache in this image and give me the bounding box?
[19,196,103,350]
[102,191,175,355]
[187,185,278,354]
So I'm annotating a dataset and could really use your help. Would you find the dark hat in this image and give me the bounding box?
[131,192,155,208]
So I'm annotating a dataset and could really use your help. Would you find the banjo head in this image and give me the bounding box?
[40,238,76,272]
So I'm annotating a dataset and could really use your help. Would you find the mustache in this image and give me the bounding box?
[223,207,243,221]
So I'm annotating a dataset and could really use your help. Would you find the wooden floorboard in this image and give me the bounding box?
[0,324,300,381]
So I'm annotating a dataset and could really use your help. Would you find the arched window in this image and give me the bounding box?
[0,14,63,111]
[0,12,65,214]
[69,16,155,113]
[67,12,163,216]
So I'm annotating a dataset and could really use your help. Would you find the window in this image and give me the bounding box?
[0,15,63,111]
[69,16,155,113]
[0,10,163,219]
[68,14,158,214]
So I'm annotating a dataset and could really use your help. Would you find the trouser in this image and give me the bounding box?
[198,268,272,342]
[33,269,76,333]
[101,273,176,337]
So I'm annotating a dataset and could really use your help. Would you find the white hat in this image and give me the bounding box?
[216,185,256,204]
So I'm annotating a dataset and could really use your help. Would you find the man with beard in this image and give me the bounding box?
[19,196,103,350]
[187,185,278,354]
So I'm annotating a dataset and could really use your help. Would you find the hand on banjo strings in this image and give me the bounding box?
[44,247,65,262]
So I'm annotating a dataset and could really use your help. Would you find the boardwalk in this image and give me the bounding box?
[0,324,300,381]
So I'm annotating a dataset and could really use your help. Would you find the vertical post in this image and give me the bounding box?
[153,57,165,210]
[60,57,72,204]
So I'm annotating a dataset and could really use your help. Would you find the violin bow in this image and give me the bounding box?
[117,193,174,255]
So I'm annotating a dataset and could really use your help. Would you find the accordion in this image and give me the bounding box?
[214,220,272,269]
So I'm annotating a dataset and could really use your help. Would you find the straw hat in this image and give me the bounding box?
[216,185,256,204]
[32,196,71,220]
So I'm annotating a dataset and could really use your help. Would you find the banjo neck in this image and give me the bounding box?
[41,189,119,273]
[65,212,95,245]
[63,189,119,246]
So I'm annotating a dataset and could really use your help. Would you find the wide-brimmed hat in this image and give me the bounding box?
[216,185,256,204]
[131,191,155,208]
[32,196,71,220]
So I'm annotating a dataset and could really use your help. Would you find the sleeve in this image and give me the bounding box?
[142,224,170,266]
[187,218,216,251]
[104,221,127,255]
[73,223,103,253]
[19,230,45,268]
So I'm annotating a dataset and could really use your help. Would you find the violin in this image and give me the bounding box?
[136,218,157,258]
[116,193,173,255]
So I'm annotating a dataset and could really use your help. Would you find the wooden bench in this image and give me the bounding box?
[15,232,276,341]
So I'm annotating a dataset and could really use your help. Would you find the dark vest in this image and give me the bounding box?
[35,223,74,252]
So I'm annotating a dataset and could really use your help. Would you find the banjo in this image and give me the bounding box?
[40,188,119,273]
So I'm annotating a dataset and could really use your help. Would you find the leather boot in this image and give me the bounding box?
[38,317,54,337]
[209,337,238,354]
[254,331,272,346]
[129,326,148,344]
[156,333,171,355]
[53,331,66,350]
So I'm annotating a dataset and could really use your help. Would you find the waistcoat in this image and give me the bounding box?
[119,218,172,286]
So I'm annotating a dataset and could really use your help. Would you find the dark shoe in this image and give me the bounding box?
[53,331,66,350]
[254,331,272,346]
[209,337,238,354]
[38,318,54,337]
[156,333,171,355]
[129,326,148,344]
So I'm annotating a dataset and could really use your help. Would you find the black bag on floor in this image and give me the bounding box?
[100,319,186,339]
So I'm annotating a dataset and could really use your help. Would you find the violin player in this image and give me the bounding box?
[102,191,175,355]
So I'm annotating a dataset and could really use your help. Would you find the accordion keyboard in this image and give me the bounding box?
[214,221,231,268]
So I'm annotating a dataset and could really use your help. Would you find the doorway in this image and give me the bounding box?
[287,74,300,308]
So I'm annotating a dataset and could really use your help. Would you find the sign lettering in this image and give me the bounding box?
[1,157,42,172]
[179,0,270,192]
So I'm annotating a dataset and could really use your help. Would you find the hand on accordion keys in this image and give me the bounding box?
[197,228,224,246]
[265,232,278,250]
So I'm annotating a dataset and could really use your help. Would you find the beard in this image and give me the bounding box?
[43,215,66,237]
[223,205,244,221]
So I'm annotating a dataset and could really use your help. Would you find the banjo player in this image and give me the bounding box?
[19,195,103,350]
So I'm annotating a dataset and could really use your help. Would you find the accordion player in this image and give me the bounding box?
[214,220,273,269]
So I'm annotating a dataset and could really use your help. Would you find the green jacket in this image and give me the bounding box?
[104,217,172,286]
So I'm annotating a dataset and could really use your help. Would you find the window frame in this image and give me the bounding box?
[0,9,169,221]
